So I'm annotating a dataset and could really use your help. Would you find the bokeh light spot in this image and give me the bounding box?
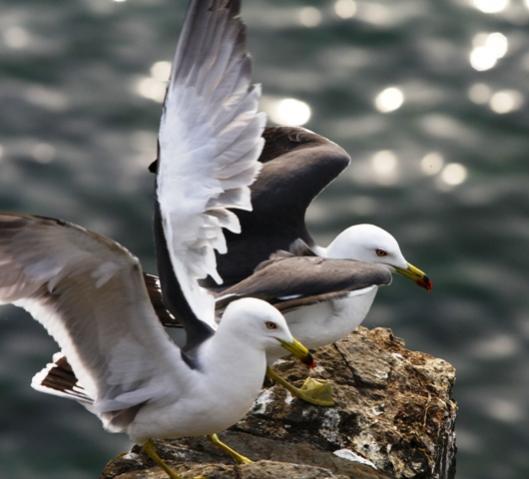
[468,83,493,104]
[421,152,445,176]
[26,86,69,111]
[334,0,357,19]
[371,150,399,184]
[489,89,524,114]
[484,32,508,58]
[472,0,510,14]
[469,32,508,72]
[269,98,312,127]
[298,7,322,27]
[374,87,404,113]
[440,163,468,186]
[31,143,56,164]
[150,61,171,82]
[134,77,166,103]
[4,26,30,49]
[484,398,524,423]
[469,47,497,71]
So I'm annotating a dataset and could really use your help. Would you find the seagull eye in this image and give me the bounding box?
[265,321,278,330]
[376,249,388,257]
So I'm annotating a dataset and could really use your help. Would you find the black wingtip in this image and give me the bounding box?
[148,159,158,174]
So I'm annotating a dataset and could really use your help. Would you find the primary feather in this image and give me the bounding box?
[0,214,186,424]
[156,0,266,327]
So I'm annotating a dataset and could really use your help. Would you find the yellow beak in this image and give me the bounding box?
[278,338,315,368]
[395,262,433,291]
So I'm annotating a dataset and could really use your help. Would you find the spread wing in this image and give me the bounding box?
[0,214,187,418]
[212,126,352,286]
[154,0,265,347]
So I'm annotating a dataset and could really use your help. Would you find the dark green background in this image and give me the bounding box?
[1,0,528,478]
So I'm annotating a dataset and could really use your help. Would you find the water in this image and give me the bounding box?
[1,0,528,477]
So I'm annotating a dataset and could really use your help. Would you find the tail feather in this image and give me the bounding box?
[31,352,93,404]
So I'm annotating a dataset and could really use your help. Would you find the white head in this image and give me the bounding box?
[220,298,314,363]
[325,224,432,290]
[326,224,406,267]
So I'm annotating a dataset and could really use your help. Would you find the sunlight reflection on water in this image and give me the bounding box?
[472,0,510,15]
[0,0,528,478]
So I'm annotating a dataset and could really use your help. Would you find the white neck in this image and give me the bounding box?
[199,326,267,401]
[320,229,354,259]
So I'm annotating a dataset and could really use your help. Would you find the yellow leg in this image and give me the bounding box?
[208,433,252,464]
[143,439,181,479]
[266,367,334,407]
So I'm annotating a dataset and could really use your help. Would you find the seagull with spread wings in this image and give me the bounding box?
[0,214,312,478]
[147,3,432,407]
[0,1,315,478]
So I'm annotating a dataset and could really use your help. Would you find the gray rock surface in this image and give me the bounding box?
[101,327,457,479]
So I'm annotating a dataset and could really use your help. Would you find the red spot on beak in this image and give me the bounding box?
[417,276,433,291]
[303,353,316,369]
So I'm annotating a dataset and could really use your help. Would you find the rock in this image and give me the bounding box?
[101,327,457,479]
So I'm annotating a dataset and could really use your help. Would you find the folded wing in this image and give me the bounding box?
[212,126,352,286]
[215,254,392,313]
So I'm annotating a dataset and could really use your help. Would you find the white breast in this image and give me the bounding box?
[127,339,267,442]
[266,286,379,365]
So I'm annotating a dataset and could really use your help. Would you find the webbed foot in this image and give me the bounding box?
[266,367,334,407]
[298,377,335,406]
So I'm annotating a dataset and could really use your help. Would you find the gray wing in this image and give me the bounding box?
[211,126,352,286]
[32,275,180,407]
[0,214,187,417]
[131,254,391,329]
[215,255,392,313]
[154,0,265,350]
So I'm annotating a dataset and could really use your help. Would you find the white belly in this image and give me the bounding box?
[127,354,266,443]
[267,285,378,364]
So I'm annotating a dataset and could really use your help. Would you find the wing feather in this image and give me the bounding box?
[215,256,392,312]
[0,214,187,418]
[156,0,265,324]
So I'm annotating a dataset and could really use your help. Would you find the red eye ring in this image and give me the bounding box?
[265,321,278,330]
[376,249,388,257]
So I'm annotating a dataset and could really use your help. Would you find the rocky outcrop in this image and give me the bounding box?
[101,327,457,479]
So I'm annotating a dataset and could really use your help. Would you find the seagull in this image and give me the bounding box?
[203,135,433,406]
[147,3,432,406]
[0,1,315,478]
[0,215,312,478]
[203,126,432,293]
[205,128,433,374]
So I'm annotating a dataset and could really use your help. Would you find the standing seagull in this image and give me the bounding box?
[0,215,312,479]
[149,2,432,405]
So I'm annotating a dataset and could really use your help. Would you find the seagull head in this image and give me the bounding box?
[326,224,432,291]
[221,298,315,367]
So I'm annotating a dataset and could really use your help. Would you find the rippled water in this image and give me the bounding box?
[1,0,529,478]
